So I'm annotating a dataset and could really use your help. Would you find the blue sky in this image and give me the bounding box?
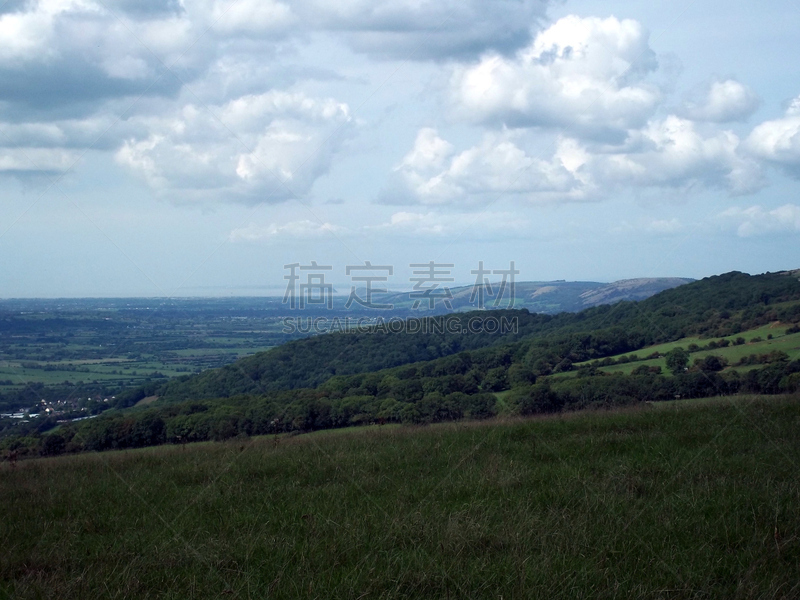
[1,0,800,297]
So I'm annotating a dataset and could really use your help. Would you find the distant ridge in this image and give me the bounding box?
[377,277,694,315]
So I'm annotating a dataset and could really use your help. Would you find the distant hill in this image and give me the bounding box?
[126,270,798,406]
[575,277,696,308]
[374,277,694,315]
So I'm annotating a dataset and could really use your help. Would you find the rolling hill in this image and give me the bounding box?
[121,270,800,406]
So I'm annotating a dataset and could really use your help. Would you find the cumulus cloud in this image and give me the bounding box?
[383,118,763,206]
[200,0,294,36]
[0,114,131,150]
[681,79,760,123]
[746,96,800,177]
[0,0,549,120]
[719,204,800,237]
[592,115,764,195]
[0,3,784,206]
[646,218,683,234]
[381,128,592,205]
[449,15,660,140]
[0,0,553,184]
[115,91,354,203]
[229,219,347,241]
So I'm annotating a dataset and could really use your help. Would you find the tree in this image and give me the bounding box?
[695,355,726,372]
[665,348,689,375]
[40,433,66,456]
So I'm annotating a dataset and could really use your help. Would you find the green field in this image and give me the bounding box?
[2,395,798,599]
[564,325,800,377]
[0,345,276,390]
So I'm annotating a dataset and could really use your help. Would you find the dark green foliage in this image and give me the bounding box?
[39,433,65,457]
[665,347,689,374]
[507,383,561,414]
[694,354,727,372]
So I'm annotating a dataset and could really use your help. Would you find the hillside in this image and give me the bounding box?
[144,270,800,404]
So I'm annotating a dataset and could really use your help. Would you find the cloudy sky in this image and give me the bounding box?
[2,0,800,297]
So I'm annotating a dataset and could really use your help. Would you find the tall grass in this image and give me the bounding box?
[2,395,799,599]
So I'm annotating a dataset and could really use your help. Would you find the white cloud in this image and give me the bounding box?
[0,0,97,63]
[368,210,528,238]
[383,128,591,205]
[681,79,760,123]
[612,217,683,236]
[202,0,295,36]
[0,1,197,115]
[384,118,763,206]
[229,219,347,241]
[115,91,354,203]
[646,218,682,234]
[592,115,764,195]
[719,204,800,237]
[0,147,78,173]
[449,15,660,139]
[746,96,800,177]
[0,0,548,121]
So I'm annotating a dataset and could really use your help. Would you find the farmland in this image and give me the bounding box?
[0,298,301,397]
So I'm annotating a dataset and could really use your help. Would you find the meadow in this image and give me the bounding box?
[565,325,800,377]
[2,394,798,599]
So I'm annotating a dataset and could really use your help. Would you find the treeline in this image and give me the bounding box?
[6,356,800,459]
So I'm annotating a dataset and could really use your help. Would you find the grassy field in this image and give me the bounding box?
[563,325,800,377]
[2,395,799,599]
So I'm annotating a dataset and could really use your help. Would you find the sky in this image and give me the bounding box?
[1,0,800,298]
